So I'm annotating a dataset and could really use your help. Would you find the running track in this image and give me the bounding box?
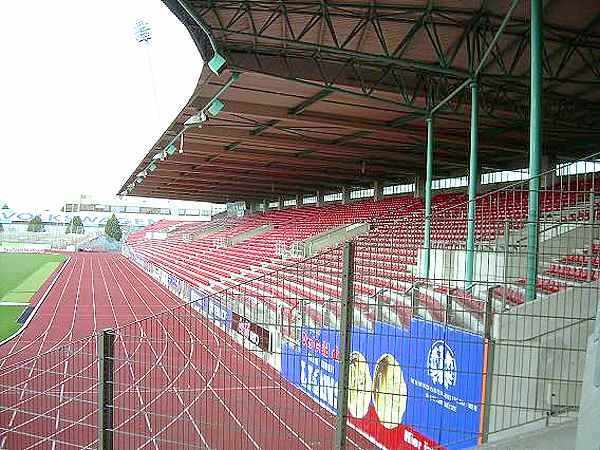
[0,253,374,449]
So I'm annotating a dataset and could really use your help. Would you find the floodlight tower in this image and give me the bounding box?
[134,20,152,44]
[134,20,160,122]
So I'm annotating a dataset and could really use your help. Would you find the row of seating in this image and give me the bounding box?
[127,180,599,332]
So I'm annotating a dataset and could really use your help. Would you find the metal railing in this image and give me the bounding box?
[1,162,599,449]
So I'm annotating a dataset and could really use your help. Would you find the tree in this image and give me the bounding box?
[65,221,71,234]
[27,215,45,232]
[0,222,4,233]
[71,216,84,234]
[105,214,122,241]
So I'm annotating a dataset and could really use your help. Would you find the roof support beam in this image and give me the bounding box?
[186,97,527,153]
[288,88,334,115]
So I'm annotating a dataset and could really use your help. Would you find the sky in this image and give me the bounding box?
[0,0,202,209]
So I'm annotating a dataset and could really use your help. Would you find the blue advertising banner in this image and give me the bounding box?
[167,274,182,295]
[190,288,232,329]
[281,318,485,449]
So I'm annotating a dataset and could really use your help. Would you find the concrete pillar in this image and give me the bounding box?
[574,303,600,449]
[278,196,284,210]
[342,186,350,204]
[248,202,255,214]
[541,153,557,187]
[295,194,301,208]
[263,199,269,211]
[316,191,324,207]
[373,181,383,201]
[415,173,425,199]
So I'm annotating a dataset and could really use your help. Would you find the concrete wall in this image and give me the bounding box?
[418,245,525,295]
[575,316,600,450]
[487,286,598,440]
[228,224,272,246]
[305,222,369,256]
[185,224,226,241]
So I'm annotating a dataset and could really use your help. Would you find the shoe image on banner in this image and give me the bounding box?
[372,353,407,429]
[347,351,372,419]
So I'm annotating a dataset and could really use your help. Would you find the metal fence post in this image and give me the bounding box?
[587,190,595,281]
[335,241,355,450]
[98,329,115,450]
[480,292,495,444]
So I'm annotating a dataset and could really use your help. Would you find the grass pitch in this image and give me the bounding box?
[0,253,66,302]
[0,305,27,341]
[0,252,66,341]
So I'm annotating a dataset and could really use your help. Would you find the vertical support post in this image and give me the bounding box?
[526,0,543,302]
[263,199,269,212]
[98,329,115,450]
[595,291,600,388]
[466,81,479,291]
[335,241,355,450]
[316,190,324,207]
[414,172,425,198]
[588,190,596,281]
[422,117,434,279]
[502,219,510,306]
[342,186,349,204]
[295,194,301,208]
[479,293,495,444]
[373,181,383,201]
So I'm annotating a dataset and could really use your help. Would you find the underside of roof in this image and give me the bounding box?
[121,0,600,203]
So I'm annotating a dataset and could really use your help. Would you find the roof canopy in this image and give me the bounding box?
[122,0,600,203]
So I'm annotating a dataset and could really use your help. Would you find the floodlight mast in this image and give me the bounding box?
[134,20,152,44]
[134,19,160,125]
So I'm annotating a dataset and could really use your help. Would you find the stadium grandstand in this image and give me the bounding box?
[1,1,599,450]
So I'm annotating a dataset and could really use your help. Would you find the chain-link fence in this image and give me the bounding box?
[1,162,599,449]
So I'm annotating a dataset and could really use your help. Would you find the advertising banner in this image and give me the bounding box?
[160,270,169,287]
[231,311,270,352]
[167,274,182,296]
[281,318,484,449]
[190,289,232,329]
[0,208,210,227]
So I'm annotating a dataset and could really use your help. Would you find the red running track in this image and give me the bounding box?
[0,253,374,449]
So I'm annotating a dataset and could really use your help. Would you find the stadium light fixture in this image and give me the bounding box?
[184,111,206,127]
[207,99,225,117]
[176,0,226,75]
[134,20,152,43]
[166,144,176,156]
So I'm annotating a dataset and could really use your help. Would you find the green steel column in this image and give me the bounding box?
[465,81,479,291]
[422,117,434,279]
[526,0,543,302]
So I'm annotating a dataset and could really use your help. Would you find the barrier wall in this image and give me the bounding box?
[123,245,486,450]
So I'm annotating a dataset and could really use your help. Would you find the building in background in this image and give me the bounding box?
[0,194,228,240]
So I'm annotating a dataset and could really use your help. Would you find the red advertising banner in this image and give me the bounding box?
[231,312,270,352]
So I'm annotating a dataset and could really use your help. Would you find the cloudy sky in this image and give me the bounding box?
[0,0,202,209]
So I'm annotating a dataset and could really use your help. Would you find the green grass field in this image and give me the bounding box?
[0,305,27,341]
[0,253,66,302]
[0,252,66,341]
